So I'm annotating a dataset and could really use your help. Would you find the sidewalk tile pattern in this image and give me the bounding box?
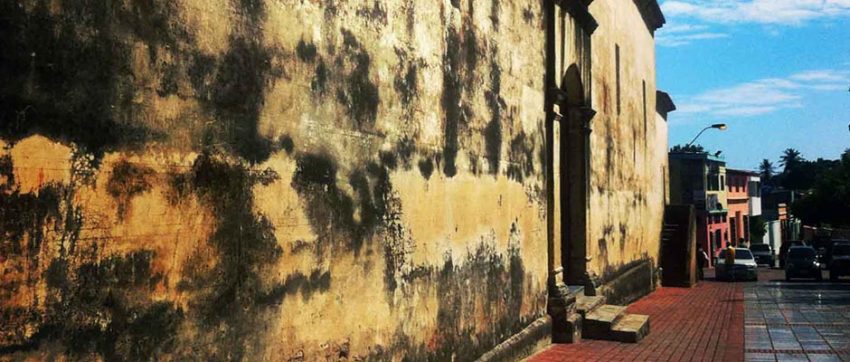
[528,281,744,361]
[744,281,850,362]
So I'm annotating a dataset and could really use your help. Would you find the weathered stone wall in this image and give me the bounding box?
[586,0,666,285]
[0,0,549,360]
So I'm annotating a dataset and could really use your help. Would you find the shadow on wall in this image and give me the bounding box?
[0,0,546,359]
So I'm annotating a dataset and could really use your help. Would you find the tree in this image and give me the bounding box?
[779,148,803,173]
[758,159,775,185]
[790,150,850,228]
[670,144,705,153]
[749,215,767,243]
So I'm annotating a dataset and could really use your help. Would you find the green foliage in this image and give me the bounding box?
[788,149,850,228]
[759,159,775,185]
[749,215,767,242]
[780,148,803,172]
[670,144,705,153]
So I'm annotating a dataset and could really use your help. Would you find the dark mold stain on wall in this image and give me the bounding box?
[418,157,436,180]
[291,153,394,256]
[257,268,333,304]
[484,50,503,175]
[0,178,61,264]
[356,1,389,27]
[490,0,502,31]
[278,134,295,154]
[190,36,275,164]
[312,60,329,96]
[106,160,156,221]
[169,152,293,360]
[235,0,266,23]
[36,251,184,361]
[296,39,318,62]
[395,137,416,168]
[441,27,463,177]
[394,54,420,108]
[507,132,536,182]
[522,5,535,24]
[0,157,184,360]
[395,237,533,361]
[337,29,380,131]
[0,1,163,159]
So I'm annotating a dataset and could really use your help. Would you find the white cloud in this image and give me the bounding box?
[657,0,850,45]
[661,0,850,25]
[674,69,850,118]
[656,31,728,47]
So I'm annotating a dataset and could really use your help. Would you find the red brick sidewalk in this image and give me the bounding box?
[529,280,745,362]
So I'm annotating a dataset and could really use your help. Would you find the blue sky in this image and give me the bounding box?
[656,0,850,170]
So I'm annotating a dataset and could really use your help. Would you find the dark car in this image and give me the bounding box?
[825,239,850,263]
[785,246,822,281]
[779,240,805,268]
[750,243,774,267]
[829,242,850,281]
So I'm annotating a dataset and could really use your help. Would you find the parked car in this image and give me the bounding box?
[825,239,850,267]
[716,248,758,281]
[750,243,774,267]
[779,240,806,268]
[785,246,822,281]
[829,242,850,281]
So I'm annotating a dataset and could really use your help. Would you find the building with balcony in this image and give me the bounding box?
[726,169,761,246]
[669,152,729,263]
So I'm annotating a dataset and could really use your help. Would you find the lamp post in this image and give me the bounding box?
[686,123,728,147]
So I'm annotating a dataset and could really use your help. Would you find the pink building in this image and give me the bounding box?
[726,169,759,246]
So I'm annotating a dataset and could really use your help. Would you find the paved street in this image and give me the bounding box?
[530,268,850,361]
[745,269,850,362]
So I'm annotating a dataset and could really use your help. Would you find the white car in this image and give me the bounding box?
[716,248,758,281]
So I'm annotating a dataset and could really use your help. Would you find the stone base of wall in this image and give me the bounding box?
[598,259,657,306]
[476,316,552,362]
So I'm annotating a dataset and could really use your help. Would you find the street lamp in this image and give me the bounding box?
[686,123,728,147]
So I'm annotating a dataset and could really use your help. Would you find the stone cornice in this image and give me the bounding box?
[557,0,599,35]
[633,0,666,33]
[656,90,675,120]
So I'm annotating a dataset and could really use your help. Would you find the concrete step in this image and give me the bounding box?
[583,305,627,340]
[575,295,605,318]
[562,312,582,344]
[611,314,650,343]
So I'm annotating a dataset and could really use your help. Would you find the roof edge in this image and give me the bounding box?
[633,0,666,33]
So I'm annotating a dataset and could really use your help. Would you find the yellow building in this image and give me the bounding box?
[0,0,666,360]
[548,0,668,304]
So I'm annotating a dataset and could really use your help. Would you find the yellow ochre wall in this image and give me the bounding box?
[586,0,667,285]
[0,1,550,360]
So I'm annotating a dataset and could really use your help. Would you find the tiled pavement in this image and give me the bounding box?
[528,269,850,362]
[528,272,745,361]
[744,271,850,362]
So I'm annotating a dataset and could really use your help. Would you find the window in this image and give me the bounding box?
[750,244,770,252]
[708,173,721,191]
[616,44,621,115]
[735,250,753,260]
[788,247,816,259]
[748,181,761,197]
